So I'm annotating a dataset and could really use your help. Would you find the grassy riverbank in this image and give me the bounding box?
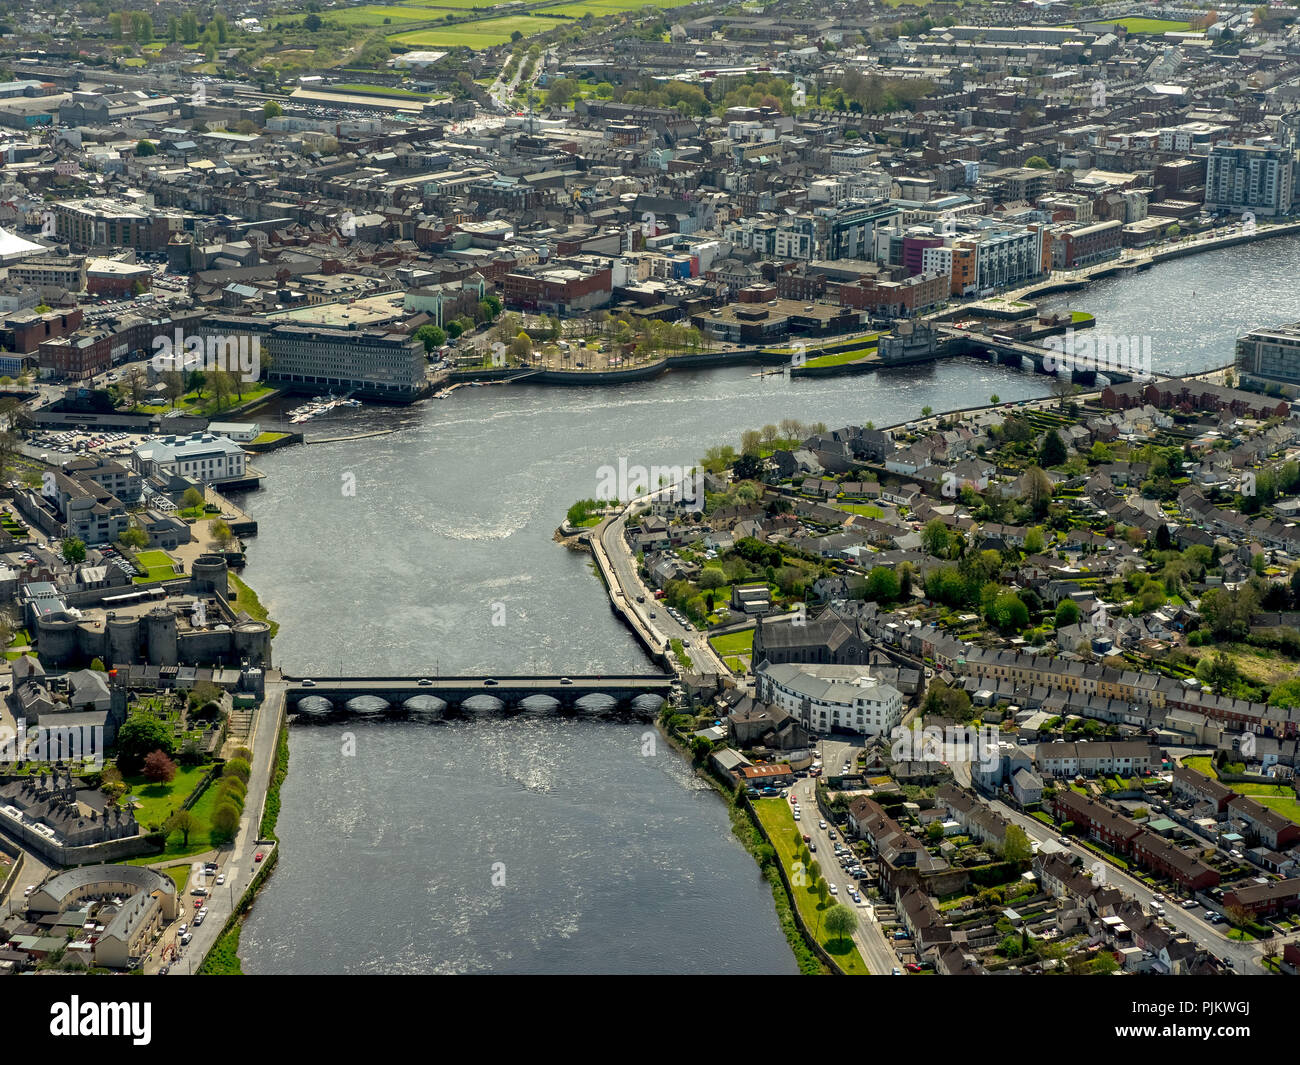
[260,724,290,839]
[227,572,279,638]
[656,714,825,974]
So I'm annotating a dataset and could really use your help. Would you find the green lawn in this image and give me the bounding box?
[805,345,877,369]
[133,549,183,584]
[125,766,230,861]
[126,765,211,830]
[1111,17,1192,33]
[137,383,274,419]
[392,16,553,47]
[834,502,884,518]
[1182,756,1215,777]
[161,864,191,893]
[709,629,754,657]
[752,798,870,974]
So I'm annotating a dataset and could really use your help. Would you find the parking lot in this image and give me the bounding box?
[30,428,145,463]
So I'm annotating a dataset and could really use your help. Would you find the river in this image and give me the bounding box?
[238,237,1295,974]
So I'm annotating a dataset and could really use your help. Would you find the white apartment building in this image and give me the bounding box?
[757,661,904,737]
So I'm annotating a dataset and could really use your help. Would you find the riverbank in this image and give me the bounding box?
[655,712,827,975]
[431,223,1300,392]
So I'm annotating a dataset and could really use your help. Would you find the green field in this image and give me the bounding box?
[805,345,877,369]
[546,0,695,14]
[834,502,884,518]
[277,0,511,26]
[709,629,754,657]
[161,864,192,893]
[133,550,182,584]
[392,16,551,47]
[753,799,869,974]
[126,766,211,829]
[1111,17,1193,33]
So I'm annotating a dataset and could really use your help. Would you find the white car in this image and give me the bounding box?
[215,874,225,886]
[828,884,838,895]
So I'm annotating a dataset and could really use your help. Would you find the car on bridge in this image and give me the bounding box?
[483,679,498,686]
[418,678,433,686]
[560,677,572,684]
[302,679,316,687]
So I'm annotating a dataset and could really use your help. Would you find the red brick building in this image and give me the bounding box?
[1130,832,1220,891]
[838,271,950,318]
[3,308,83,355]
[1223,878,1300,917]
[502,264,611,315]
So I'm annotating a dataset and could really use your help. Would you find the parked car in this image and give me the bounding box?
[255,852,264,862]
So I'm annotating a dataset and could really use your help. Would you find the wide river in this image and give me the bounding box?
[239,237,1299,974]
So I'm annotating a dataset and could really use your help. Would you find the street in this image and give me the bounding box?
[153,679,286,974]
[598,490,730,677]
[789,776,900,975]
[947,756,1267,973]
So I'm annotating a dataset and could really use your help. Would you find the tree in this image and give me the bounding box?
[142,749,178,784]
[1003,824,1033,862]
[224,757,251,783]
[414,324,446,352]
[135,139,157,157]
[210,800,240,843]
[182,487,204,510]
[1055,599,1081,628]
[1024,466,1053,515]
[1224,902,1252,937]
[119,525,148,550]
[165,809,196,846]
[304,12,323,31]
[1025,155,1050,169]
[1039,429,1067,468]
[824,903,856,948]
[62,538,86,564]
[118,365,146,409]
[116,715,175,774]
[865,566,900,602]
[209,368,234,410]
[210,519,233,550]
[264,100,283,120]
[546,77,579,107]
[922,519,951,558]
[162,369,185,408]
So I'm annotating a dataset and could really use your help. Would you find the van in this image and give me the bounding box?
[180,932,193,945]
